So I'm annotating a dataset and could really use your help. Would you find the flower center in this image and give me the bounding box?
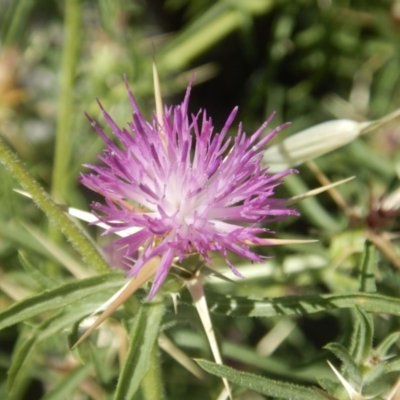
[161,169,206,230]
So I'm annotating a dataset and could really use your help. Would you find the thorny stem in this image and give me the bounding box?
[47,0,81,274]
[141,342,165,400]
[0,136,109,274]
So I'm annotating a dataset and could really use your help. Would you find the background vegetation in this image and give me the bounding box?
[1,0,400,399]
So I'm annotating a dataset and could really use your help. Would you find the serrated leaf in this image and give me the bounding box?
[0,272,125,331]
[196,359,327,399]
[349,308,374,365]
[348,314,361,365]
[195,291,400,318]
[113,301,165,400]
[324,343,361,389]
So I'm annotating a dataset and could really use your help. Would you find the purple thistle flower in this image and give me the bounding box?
[80,79,299,299]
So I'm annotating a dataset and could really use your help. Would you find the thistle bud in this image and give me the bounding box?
[264,107,400,173]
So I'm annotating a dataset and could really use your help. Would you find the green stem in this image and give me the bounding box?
[51,0,81,203]
[141,343,165,400]
[1,0,34,49]
[0,136,109,274]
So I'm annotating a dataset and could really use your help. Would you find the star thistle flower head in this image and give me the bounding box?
[80,78,299,299]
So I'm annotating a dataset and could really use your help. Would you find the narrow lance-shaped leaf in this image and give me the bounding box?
[18,251,58,290]
[191,290,400,318]
[196,359,327,400]
[0,272,125,331]
[376,332,400,359]
[324,343,362,389]
[7,288,121,397]
[349,308,374,365]
[40,364,93,400]
[113,301,165,400]
[159,0,274,71]
[7,327,38,396]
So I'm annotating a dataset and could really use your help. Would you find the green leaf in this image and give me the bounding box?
[18,251,58,289]
[1,0,34,47]
[7,290,116,397]
[41,364,93,400]
[114,301,165,400]
[196,359,327,399]
[324,343,361,388]
[0,222,56,260]
[363,363,388,387]
[347,140,394,179]
[50,0,81,206]
[317,378,340,397]
[159,0,274,71]
[376,332,400,358]
[386,357,400,373]
[0,272,125,331]
[7,327,37,396]
[358,240,377,293]
[21,223,89,279]
[196,290,400,318]
[37,291,117,342]
[172,328,331,382]
[89,343,115,385]
[222,341,330,382]
[349,308,374,365]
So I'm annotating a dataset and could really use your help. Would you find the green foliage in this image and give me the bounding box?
[196,359,327,399]
[323,310,400,399]
[114,302,165,399]
[1,0,400,399]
